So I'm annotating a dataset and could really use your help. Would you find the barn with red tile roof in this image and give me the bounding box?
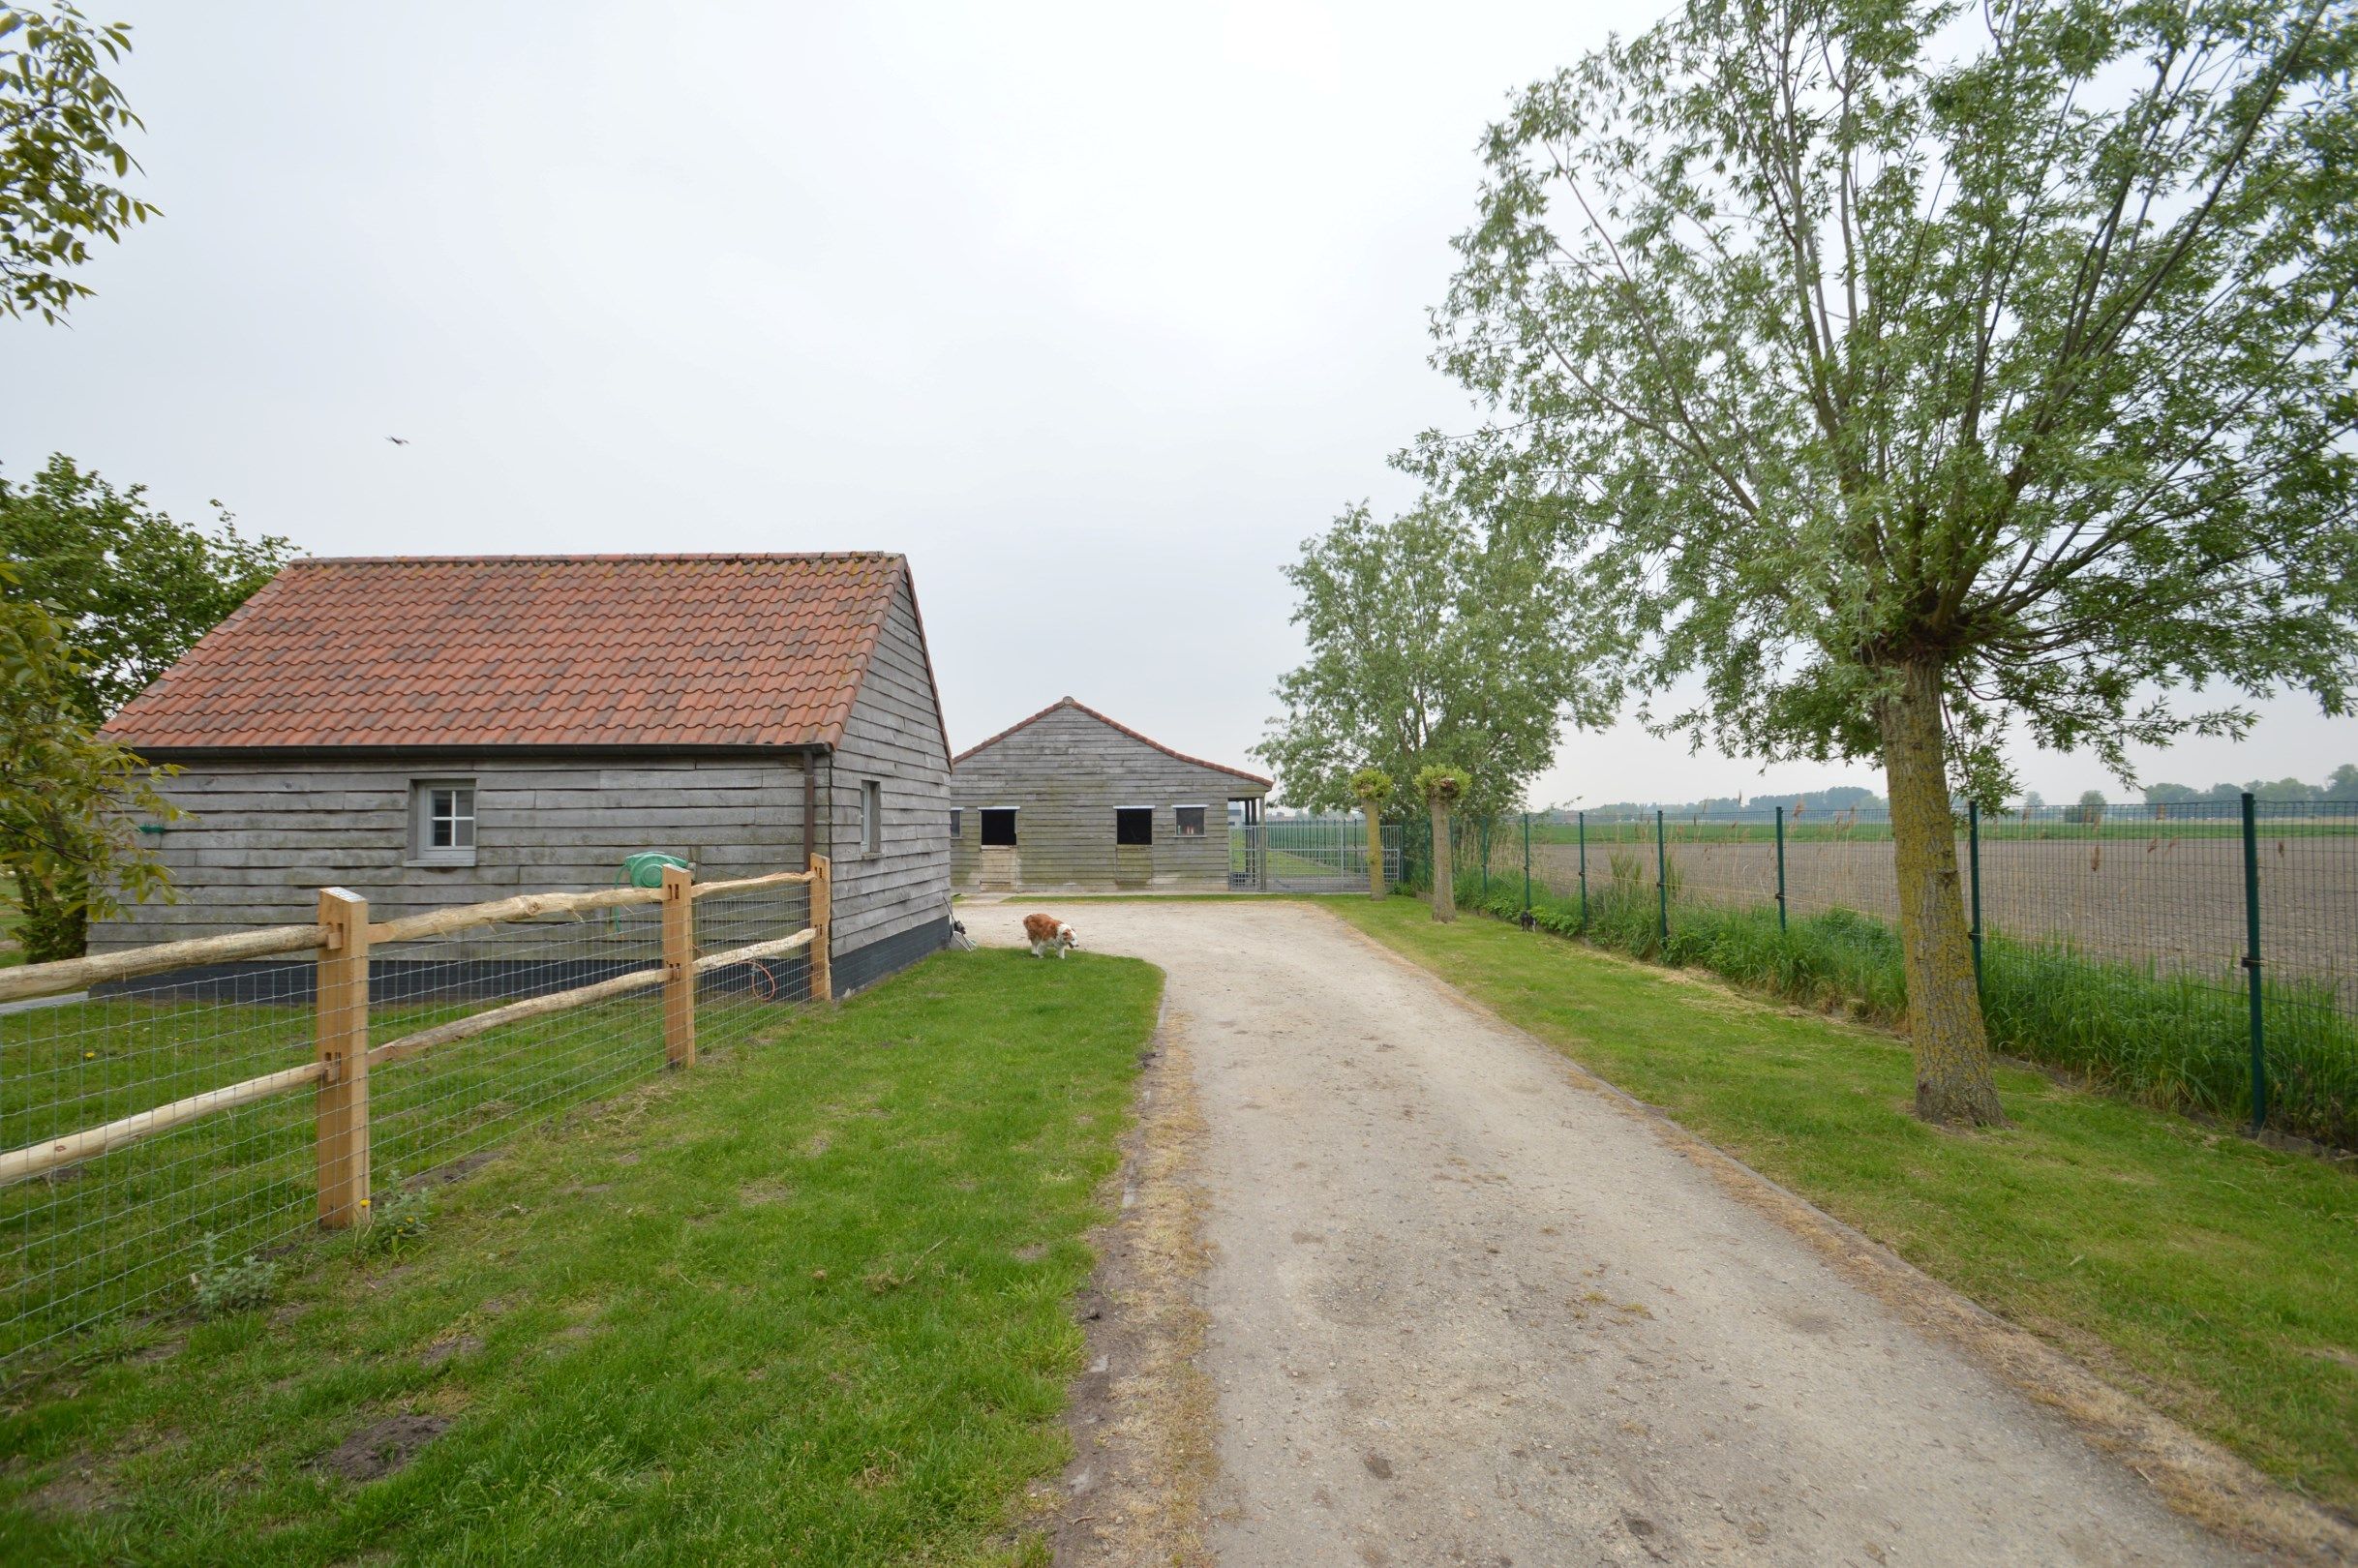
[95,553,954,993]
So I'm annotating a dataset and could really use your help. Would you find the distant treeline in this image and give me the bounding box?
[1558,785,1887,821]
[1553,766,2356,822]
[2138,765,2357,805]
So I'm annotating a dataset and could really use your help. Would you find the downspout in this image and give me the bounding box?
[802,759,818,872]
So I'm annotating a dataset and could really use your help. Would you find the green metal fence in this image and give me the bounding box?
[1401,795,2357,1150]
[1230,816,1402,892]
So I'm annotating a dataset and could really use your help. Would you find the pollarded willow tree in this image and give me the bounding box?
[1422,0,2358,1125]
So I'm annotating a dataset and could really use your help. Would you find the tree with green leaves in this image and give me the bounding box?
[1422,0,2358,1125]
[0,454,292,723]
[2,3,155,323]
[0,461,285,956]
[1255,499,1593,820]
[0,585,176,960]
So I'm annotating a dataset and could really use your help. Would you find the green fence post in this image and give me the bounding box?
[2242,791,2267,1131]
[1480,817,1491,899]
[1578,810,1588,931]
[1654,808,1669,952]
[1773,805,1787,932]
[1967,800,1984,996]
[1522,810,1532,921]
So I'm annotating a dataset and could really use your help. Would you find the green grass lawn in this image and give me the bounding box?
[1326,896,2358,1516]
[0,949,1162,1565]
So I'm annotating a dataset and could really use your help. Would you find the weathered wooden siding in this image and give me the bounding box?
[824,574,952,971]
[89,756,808,951]
[950,706,1265,890]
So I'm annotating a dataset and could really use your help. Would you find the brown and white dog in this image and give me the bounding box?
[1021,913,1079,959]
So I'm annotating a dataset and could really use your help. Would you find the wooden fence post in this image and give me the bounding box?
[662,862,695,1070]
[809,854,832,1002]
[316,888,371,1229]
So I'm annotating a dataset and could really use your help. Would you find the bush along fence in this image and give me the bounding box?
[1398,797,2356,1152]
[0,859,831,1364]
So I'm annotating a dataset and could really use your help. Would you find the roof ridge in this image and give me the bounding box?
[287,552,906,566]
[952,696,1270,787]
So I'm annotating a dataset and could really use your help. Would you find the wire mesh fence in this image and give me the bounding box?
[0,960,321,1366]
[1402,797,2357,1150]
[363,906,670,1206]
[695,880,815,1053]
[0,864,823,1366]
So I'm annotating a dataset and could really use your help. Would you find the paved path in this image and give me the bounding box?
[978,899,2251,1567]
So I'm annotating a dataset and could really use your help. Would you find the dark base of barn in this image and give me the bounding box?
[831,916,952,996]
[89,918,951,1008]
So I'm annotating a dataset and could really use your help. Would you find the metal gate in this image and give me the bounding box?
[1228,816,1401,892]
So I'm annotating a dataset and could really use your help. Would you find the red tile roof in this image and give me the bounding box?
[101,554,939,754]
[953,696,1270,788]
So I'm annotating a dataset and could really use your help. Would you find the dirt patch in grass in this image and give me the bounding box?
[27,1460,109,1516]
[403,1150,499,1191]
[312,1413,451,1483]
[418,1335,481,1371]
[1043,1009,1217,1568]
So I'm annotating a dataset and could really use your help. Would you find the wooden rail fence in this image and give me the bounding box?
[0,859,831,1217]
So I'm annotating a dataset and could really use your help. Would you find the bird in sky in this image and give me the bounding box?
[385,436,410,445]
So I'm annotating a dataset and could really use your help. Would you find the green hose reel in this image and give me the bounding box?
[613,852,690,930]
[620,852,690,889]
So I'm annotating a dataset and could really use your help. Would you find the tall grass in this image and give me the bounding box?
[1447,869,2358,1150]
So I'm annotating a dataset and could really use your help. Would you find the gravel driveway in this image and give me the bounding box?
[974,899,2256,1567]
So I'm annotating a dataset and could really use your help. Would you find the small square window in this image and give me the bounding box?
[981,808,1018,846]
[862,780,883,855]
[409,780,476,865]
[1115,807,1153,846]
[951,807,962,839]
[1174,805,1206,838]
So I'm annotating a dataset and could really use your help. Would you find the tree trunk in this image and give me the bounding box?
[1361,800,1386,900]
[1429,801,1456,922]
[1878,657,2006,1127]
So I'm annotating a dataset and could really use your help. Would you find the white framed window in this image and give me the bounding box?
[408,780,477,866]
[1174,804,1207,838]
[862,779,883,855]
[951,807,962,839]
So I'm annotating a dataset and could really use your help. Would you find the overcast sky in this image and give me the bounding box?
[5,2,2350,807]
